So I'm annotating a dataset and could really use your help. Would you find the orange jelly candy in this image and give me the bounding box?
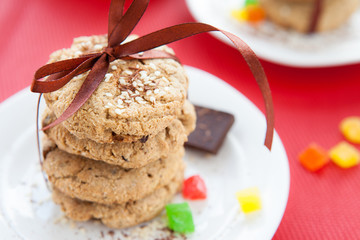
[246,5,266,23]
[299,143,330,171]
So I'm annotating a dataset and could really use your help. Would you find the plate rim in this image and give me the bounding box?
[0,66,290,240]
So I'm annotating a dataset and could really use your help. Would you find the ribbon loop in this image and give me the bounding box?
[42,54,110,131]
[31,54,101,93]
[108,0,150,47]
[108,0,125,38]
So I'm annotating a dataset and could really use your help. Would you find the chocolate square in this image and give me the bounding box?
[185,105,235,154]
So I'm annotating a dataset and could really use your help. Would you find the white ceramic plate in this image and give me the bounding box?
[0,66,289,240]
[186,0,360,67]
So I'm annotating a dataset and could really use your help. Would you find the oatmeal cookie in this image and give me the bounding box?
[52,171,183,229]
[44,35,189,143]
[43,140,184,205]
[42,100,196,168]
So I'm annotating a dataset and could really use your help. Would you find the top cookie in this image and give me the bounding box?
[44,35,188,143]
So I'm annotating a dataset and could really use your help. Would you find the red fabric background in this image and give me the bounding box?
[1,0,360,239]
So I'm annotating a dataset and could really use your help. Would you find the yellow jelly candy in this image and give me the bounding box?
[329,142,360,168]
[231,9,248,22]
[340,117,360,144]
[236,187,262,213]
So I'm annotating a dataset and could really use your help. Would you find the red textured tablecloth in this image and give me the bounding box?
[1,0,360,239]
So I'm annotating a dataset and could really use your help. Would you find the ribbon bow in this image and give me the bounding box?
[31,0,274,150]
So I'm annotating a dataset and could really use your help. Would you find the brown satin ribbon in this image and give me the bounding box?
[309,0,322,33]
[31,0,274,150]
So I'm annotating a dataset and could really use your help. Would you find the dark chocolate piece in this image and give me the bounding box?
[185,105,235,154]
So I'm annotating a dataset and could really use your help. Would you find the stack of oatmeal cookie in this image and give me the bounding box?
[41,35,196,228]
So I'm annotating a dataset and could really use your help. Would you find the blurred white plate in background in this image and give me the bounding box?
[186,0,360,67]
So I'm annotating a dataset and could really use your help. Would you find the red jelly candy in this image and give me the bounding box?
[182,175,207,200]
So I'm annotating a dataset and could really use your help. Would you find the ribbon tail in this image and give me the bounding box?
[41,54,110,131]
[36,94,42,167]
[31,54,101,93]
[221,30,274,150]
[115,22,274,150]
[108,0,150,47]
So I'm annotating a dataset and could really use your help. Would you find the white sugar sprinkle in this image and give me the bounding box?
[94,44,103,51]
[149,76,156,81]
[154,71,161,76]
[140,71,147,78]
[162,77,169,83]
[124,70,133,75]
[132,82,138,87]
[115,109,125,115]
[119,78,127,85]
[150,96,156,103]
[105,102,113,109]
[154,89,160,94]
[135,96,144,102]
[117,99,123,105]
[146,90,152,96]
[105,93,113,97]
[149,63,156,70]
[137,87,143,92]
[164,87,170,91]
[104,73,113,82]
[111,65,117,70]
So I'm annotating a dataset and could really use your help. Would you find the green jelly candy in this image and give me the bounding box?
[245,0,258,6]
[166,202,195,233]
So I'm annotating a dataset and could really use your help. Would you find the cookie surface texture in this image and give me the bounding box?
[42,101,196,168]
[43,35,189,143]
[52,171,184,229]
[43,140,185,205]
